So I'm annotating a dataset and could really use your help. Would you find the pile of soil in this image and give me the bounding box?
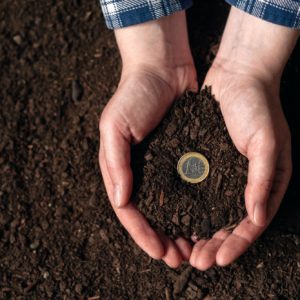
[133,88,247,239]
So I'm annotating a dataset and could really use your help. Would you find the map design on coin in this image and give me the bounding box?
[177,152,209,183]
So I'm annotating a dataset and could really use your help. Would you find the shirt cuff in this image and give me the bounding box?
[100,0,193,29]
[226,0,300,29]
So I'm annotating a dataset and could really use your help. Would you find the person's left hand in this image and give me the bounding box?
[189,62,292,270]
[189,7,298,270]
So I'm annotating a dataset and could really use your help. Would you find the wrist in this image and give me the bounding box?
[214,7,299,83]
[115,11,193,70]
[114,11,198,95]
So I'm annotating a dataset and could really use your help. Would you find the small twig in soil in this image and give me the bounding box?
[177,115,190,135]
[223,223,237,231]
[88,296,100,300]
[24,280,39,293]
[165,288,171,300]
[140,269,151,273]
[159,190,164,207]
[215,173,223,194]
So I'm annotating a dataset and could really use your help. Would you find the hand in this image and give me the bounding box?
[99,12,198,267]
[190,7,299,270]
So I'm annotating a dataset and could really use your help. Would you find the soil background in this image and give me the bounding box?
[0,0,299,299]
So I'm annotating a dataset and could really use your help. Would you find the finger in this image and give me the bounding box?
[99,137,114,199]
[174,237,192,261]
[116,204,165,260]
[245,139,278,226]
[216,216,264,266]
[217,149,291,267]
[189,240,208,269]
[99,141,165,259]
[100,120,133,208]
[190,231,230,271]
[160,233,183,268]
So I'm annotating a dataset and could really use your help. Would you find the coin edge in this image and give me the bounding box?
[177,152,210,184]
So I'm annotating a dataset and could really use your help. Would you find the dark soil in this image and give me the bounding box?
[134,89,247,240]
[0,0,299,299]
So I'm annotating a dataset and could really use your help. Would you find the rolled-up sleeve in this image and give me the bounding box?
[226,0,300,28]
[99,0,193,29]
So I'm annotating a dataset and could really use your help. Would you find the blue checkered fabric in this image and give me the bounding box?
[100,0,300,29]
[99,0,193,29]
[226,0,300,28]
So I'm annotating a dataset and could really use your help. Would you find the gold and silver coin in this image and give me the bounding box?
[177,152,209,184]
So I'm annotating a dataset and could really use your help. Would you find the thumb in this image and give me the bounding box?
[245,141,277,226]
[100,120,133,208]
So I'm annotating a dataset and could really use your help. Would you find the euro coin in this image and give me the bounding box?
[177,152,209,183]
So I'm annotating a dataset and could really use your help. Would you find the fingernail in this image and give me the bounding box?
[113,185,121,208]
[254,202,266,226]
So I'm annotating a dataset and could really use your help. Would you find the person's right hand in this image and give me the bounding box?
[99,11,198,268]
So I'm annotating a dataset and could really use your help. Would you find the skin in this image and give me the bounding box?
[99,7,299,269]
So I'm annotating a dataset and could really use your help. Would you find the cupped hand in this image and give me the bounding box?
[190,7,299,270]
[189,64,292,270]
[189,6,298,271]
[99,11,198,268]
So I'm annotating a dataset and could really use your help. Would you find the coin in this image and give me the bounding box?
[177,152,209,183]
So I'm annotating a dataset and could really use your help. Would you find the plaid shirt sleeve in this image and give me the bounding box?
[226,0,300,28]
[99,0,193,29]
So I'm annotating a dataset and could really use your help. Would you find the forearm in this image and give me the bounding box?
[113,11,197,94]
[214,7,300,82]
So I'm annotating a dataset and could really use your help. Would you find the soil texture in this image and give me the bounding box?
[0,0,299,299]
[134,89,247,240]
